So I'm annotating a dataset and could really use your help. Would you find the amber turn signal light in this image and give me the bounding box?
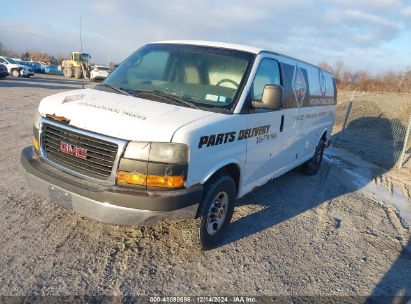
[33,136,39,152]
[117,171,185,188]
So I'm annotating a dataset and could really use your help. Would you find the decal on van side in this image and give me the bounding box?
[238,125,270,140]
[292,66,307,108]
[279,61,336,109]
[198,132,236,148]
[319,70,326,96]
[198,125,271,149]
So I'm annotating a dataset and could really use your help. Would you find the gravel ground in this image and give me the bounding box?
[0,75,410,301]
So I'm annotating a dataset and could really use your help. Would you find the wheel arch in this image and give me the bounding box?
[11,68,20,76]
[201,161,242,196]
[318,128,328,144]
[195,161,241,219]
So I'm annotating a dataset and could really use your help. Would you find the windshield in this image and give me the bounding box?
[5,57,18,64]
[81,53,91,61]
[103,44,255,111]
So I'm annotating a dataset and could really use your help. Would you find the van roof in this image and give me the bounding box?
[153,40,264,54]
[152,40,333,76]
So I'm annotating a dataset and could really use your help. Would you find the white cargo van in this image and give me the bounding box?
[20,41,336,249]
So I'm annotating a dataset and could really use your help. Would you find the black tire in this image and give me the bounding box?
[198,173,236,250]
[301,139,326,176]
[63,67,73,78]
[74,67,82,79]
[11,69,20,77]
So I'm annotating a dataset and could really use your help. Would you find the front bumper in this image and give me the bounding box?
[20,146,202,225]
[92,75,108,81]
[20,70,33,77]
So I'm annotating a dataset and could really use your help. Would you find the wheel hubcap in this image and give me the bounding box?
[206,191,229,236]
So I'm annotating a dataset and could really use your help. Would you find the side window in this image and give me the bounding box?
[0,58,5,64]
[251,58,280,100]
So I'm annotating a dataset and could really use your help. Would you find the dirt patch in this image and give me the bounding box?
[0,76,410,299]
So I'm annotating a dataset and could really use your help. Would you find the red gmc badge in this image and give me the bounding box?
[59,141,88,159]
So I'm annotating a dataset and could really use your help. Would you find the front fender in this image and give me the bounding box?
[201,159,243,188]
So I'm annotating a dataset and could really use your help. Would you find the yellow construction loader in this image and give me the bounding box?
[61,51,92,79]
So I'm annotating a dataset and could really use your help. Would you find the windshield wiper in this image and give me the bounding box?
[98,83,131,96]
[135,90,203,110]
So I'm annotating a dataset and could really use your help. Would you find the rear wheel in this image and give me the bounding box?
[11,69,20,77]
[74,67,82,79]
[63,67,73,78]
[198,174,236,250]
[301,139,326,175]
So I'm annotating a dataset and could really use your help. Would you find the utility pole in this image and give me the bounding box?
[79,16,83,54]
[79,15,86,84]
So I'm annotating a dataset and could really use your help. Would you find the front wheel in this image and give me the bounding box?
[301,139,326,175]
[63,67,73,78]
[74,67,82,79]
[198,174,236,250]
[11,69,20,77]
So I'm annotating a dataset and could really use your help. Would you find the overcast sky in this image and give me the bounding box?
[1,0,410,73]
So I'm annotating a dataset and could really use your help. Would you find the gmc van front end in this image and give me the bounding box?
[20,118,203,225]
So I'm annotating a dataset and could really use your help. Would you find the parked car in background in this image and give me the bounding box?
[19,64,34,77]
[24,61,45,73]
[12,60,35,77]
[90,65,111,81]
[0,56,23,77]
[44,65,63,76]
[0,63,8,78]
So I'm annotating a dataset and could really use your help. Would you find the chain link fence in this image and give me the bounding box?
[332,90,411,171]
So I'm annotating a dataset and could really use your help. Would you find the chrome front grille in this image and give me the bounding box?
[40,120,125,181]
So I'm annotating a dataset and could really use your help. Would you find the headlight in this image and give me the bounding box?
[123,142,150,160]
[117,142,189,189]
[33,110,41,129]
[150,142,188,163]
[123,142,188,163]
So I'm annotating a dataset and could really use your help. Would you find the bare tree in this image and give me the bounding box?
[318,60,410,93]
[318,61,333,73]
[21,52,30,61]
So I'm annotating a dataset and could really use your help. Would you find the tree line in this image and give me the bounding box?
[319,61,411,93]
[0,41,66,65]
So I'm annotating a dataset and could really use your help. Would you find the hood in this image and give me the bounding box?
[7,63,21,69]
[38,88,215,142]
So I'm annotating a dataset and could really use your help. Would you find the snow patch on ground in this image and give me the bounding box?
[325,147,411,227]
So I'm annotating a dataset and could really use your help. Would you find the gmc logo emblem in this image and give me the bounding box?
[59,141,88,159]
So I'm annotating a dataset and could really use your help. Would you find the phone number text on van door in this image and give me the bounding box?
[256,132,277,144]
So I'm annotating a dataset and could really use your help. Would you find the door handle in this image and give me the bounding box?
[280,115,284,132]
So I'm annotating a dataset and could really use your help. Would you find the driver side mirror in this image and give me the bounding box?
[252,84,283,111]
